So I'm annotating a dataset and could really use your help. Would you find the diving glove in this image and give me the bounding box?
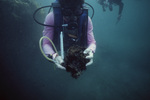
[52,53,66,70]
[83,48,94,66]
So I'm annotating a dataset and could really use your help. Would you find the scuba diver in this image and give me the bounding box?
[97,0,124,23]
[42,0,96,70]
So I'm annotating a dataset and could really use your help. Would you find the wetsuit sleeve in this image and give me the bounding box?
[87,17,96,53]
[42,12,55,56]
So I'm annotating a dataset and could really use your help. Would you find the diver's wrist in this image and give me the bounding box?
[52,53,58,59]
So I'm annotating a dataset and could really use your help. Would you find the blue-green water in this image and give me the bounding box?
[0,0,150,100]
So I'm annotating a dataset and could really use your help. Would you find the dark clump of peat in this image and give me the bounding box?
[63,45,90,79]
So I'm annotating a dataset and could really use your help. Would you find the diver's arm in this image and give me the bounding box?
[97,0,105,11]
[118,1,124,15]
[98,0,104,5]
[43,12,65,69]
[42,12,55,56]
[83,17,96,66]
[87,17,96,53]
[102,4,106,12]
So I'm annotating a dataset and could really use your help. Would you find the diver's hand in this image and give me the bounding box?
[83,48,94,66]
[117,14,122,21]
[116,14,122,24]
[103,7,106,12]
[53,53,66,70]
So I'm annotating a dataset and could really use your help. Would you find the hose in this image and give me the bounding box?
[39,36,58,62]
[33,3,95,27]
[33,5,56,27]
[84,2,95,19]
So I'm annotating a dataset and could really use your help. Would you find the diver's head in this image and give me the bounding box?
[59,0,84,8]
[59,0,84,16]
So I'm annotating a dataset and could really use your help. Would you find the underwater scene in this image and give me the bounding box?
[0,0,150,100]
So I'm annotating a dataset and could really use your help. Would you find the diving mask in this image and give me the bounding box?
[62,7,83,16]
